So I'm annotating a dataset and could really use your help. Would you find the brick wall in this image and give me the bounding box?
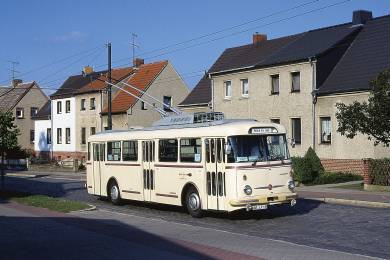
[52,151,87,162]
[321,159,366,175]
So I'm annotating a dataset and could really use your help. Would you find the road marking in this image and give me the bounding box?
[92,207,382,260]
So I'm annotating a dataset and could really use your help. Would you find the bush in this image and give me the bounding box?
[292,147,325,184]
[369,158,390,186]
[312,172,363,185]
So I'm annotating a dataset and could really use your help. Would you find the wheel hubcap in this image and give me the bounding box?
[188,193,200,211]
[111,185,119,200]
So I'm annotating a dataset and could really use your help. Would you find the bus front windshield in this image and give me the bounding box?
[227,135,290,163]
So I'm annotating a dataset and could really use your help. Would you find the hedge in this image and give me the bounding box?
[369,158,390,186]
[291,147,324,184]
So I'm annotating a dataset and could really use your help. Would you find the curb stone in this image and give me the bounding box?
[305,197,390,209]
[69,204,97,213]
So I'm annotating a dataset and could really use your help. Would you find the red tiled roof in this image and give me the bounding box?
[102,61,168,113]
[78,67,134,94]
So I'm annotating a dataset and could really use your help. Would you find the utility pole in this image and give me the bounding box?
[131,33,139,65]
[107,43,112,130]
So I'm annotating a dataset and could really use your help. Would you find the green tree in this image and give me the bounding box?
[0,111,20,189]
[336,70,390,146]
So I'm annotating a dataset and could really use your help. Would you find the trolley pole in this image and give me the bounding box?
[107,43,112,130]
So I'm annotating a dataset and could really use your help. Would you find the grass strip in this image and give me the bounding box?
[1,191,90,213]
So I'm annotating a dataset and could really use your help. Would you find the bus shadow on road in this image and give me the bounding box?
[99,197,321,221]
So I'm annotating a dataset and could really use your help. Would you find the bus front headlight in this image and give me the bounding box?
[244,185,252,195]
[288,180,295,191]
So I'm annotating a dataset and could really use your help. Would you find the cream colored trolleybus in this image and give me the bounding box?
[86,112,297,217]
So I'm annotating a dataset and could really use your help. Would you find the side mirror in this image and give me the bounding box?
[291,138,296,148]
[224,143,232,155]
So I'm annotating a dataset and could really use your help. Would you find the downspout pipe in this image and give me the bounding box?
[309,57,317,151]
[209,73,214,112]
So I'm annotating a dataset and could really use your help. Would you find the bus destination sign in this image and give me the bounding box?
[250,127,278,134]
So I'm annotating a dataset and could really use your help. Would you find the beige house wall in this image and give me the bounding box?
[316,92,390,159]
[213,62,314,157]
[13,85,48,150]
[126,62,189,127]
[75,92,104,153]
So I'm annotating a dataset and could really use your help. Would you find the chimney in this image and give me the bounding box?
[133,58,144,68]
[253,33,267,45]
[352,10,372,25]
[82,66,94,76]
[12,79,22,87]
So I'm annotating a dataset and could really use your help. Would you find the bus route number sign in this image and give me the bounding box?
[250,127,277,134]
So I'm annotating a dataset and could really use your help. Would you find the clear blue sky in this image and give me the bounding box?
[1,0,389,94]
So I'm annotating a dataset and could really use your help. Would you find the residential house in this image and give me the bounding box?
[178,75,212,113]
[0,80,48,150]
[47,59,188,160]
[32,100,52,158]
[184,10,390,173]
[101,60,189,129]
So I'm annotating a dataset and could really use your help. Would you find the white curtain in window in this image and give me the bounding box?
[321,118,331,142]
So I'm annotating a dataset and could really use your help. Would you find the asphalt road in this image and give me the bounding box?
[3,174,390,259]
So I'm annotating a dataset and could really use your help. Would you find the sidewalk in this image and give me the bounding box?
[0,201,377,260]
[297,181,390,208]
[5,169,86,181]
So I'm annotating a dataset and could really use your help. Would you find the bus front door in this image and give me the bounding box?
[205,138,226,211]
[142,140,155,202]
[92,143,105,196]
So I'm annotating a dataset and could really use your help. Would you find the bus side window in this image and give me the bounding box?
[180,138,201,163]
[87,142,91,161]
[93,144,99,161]
[159,139,178,162]
[205,139,210,163]
[100,143,105,161]
[123,141,138,161]
[210,139,215,163]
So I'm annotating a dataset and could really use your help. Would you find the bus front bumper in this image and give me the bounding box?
[229,193,298,210]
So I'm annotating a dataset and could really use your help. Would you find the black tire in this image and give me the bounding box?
[108,180,122,205]
[185,186,203,218]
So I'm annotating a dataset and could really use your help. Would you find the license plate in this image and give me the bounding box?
[252,204,267,210]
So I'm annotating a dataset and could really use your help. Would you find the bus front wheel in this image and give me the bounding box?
[185,186,203,218]
[108,180,122,205]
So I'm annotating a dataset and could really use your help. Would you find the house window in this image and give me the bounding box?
[163,96,172,111]
[107,141,121,161]
[16,107,24,118]
[270,118,280,124]
[47,128,52,144]
[90,127,96,135]
[65,100,70,113]
[65,128,71,144]
[90,98,96,110]
[291,118,301,145]
[271,74,279,94]
[224,81,232,98]
[81,99,86,111]
[141,101,147,110]
[159,139,178,162]
[241,79,249,96]
[320,117,332,143]
[81,127,86,145]
[291,71,300,92]
[123,141,138,161]
[57,128,62,144]
[57,101,62,114]
[30,107,38,118]
[180,138,202,163]
[30,130,35,144]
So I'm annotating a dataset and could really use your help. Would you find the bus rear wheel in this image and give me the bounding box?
[108,180,122,205]
[185,187,203,218]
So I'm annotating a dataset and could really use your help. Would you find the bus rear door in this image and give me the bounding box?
[92,142,105,195]
[205,138,226,211]
[142,140,155,202]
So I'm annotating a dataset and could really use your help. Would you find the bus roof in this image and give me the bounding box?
[88,119,287,142]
